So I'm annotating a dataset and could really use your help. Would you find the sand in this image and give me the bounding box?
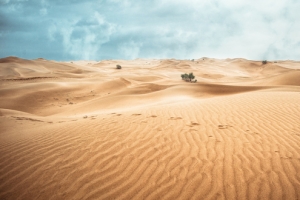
[0,57,299,200]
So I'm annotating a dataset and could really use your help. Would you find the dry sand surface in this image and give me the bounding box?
[0,56,300,200]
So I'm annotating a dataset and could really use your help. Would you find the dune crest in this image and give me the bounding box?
[0,57,300,200]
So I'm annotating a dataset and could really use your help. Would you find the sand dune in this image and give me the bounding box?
[0,57,299,199]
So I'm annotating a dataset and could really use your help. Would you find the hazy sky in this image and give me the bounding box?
[1,0,300,60]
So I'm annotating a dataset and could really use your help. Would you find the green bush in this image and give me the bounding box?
[188,72,195,81]
[262,60,267,65]
[116,64,122,69]
[181,72,195,82]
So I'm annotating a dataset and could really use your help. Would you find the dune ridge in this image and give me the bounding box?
[0,57,299,199]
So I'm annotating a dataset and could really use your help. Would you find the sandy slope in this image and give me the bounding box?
[0,57,299,200]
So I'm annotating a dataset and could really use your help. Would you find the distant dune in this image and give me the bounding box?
[0,57,299,199]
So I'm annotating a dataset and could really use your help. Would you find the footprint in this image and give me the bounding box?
[218,125,228,129]
[12,116,44,122]
[132,114,142,116]
[150,115,157,118]
[169,117,182,120]
[187,122,200,127]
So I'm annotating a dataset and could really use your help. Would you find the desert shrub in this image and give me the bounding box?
[262,60,267,64]
[181,73,188,81]
[181,73,195,82]
[188,72,195,82]
[116,64,122,69]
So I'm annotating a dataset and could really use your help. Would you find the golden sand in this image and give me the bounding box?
[0,57,299,199]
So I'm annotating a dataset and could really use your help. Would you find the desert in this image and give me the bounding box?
[0,56,299,199]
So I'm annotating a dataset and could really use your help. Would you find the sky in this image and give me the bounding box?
[0,0,300,61]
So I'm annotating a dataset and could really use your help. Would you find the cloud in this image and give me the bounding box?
[0,0,10,4]
[48,12,116,60]
[0,0,300,60]
[118,40,143,59]
[39,8,47,16]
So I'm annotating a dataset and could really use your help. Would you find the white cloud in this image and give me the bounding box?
[39,8,47,16]
[48,12,116,60]
[118,41,143,59]
[1,0,300,60]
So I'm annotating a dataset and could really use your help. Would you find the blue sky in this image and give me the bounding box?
[1,0,300,60]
